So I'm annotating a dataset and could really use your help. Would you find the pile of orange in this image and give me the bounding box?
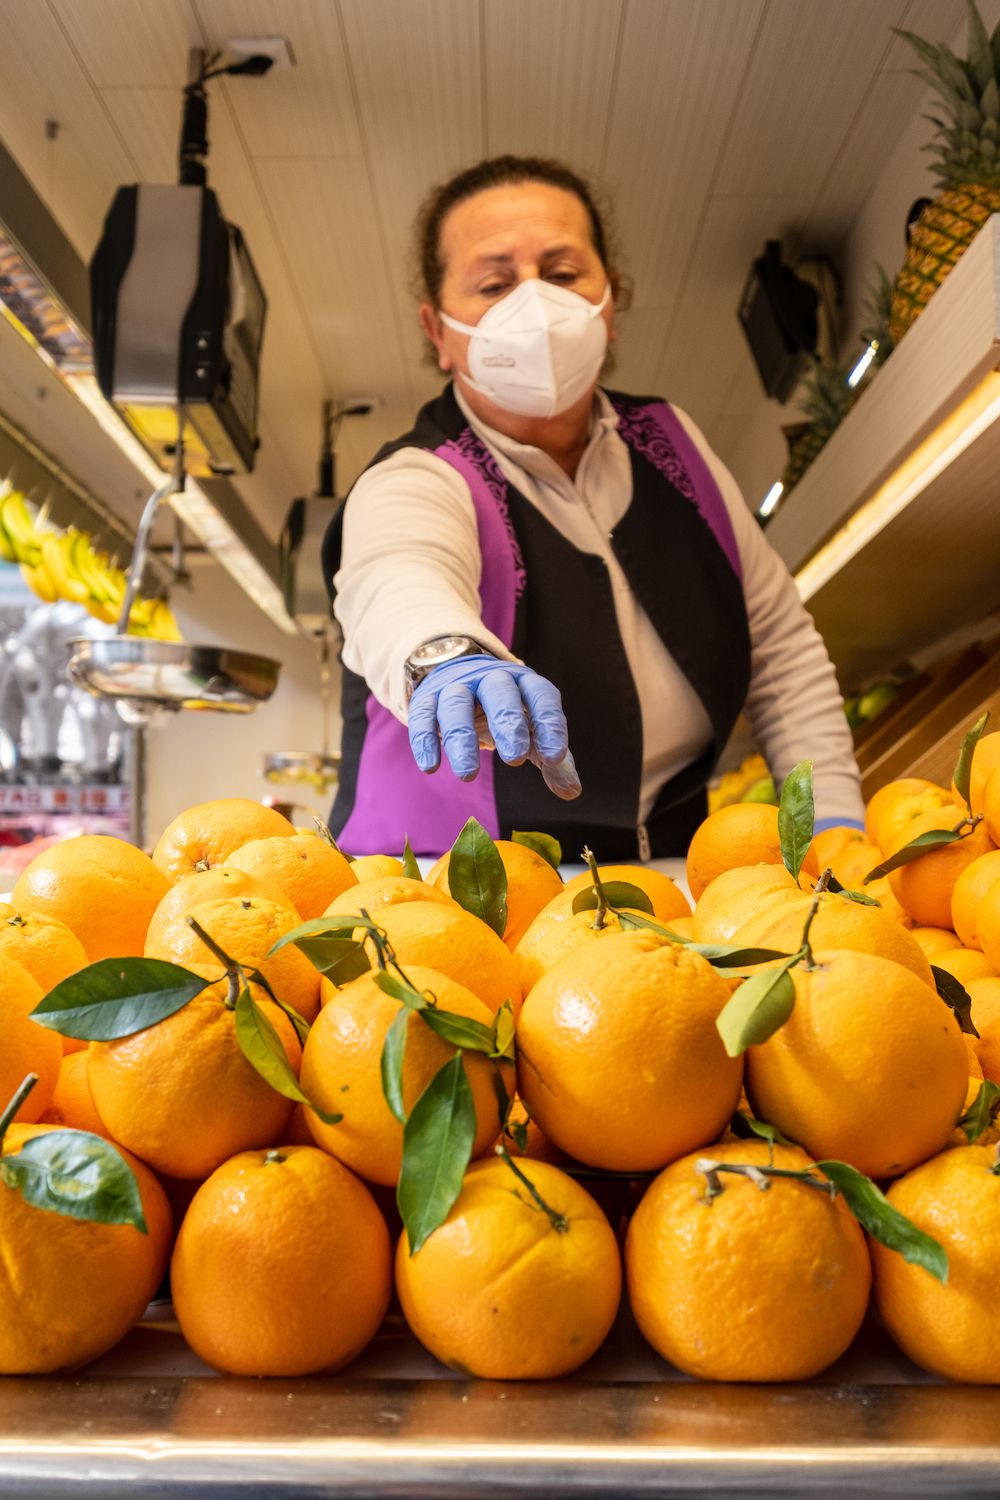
[2,746,1000,1388]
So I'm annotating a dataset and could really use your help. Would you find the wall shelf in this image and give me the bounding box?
[765,216,1000,689]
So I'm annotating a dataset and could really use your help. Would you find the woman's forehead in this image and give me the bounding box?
[439,182,595,268]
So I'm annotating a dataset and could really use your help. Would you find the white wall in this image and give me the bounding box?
[144,559,341,842]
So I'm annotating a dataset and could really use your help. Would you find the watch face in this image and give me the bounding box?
[412,636,473,667]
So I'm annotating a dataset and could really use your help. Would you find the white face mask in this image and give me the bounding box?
[439,279,611,419]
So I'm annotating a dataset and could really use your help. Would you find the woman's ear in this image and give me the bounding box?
[419,302,452,372]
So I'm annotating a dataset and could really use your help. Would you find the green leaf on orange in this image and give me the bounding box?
[401,836,422,882]
[29,958,212,1041]
[233,985,341,1124]
[957,1079,1000,1144]
[512,830,562,871]
[0,1130,147,1232]
[447,818,508,938]
[932,965,979,1037]
[864,826,968,882]
[571,881,654,916]
[778,759,815,881]
[397,1053,477,1254]
[953,711,990,813]
[716,962,798,1058]
[816,1158,948,1284]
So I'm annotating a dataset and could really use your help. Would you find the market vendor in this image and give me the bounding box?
[323,154,864,858]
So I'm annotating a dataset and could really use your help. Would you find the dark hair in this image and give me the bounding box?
[413,154,622,307]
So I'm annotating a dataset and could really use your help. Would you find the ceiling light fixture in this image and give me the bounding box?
[847,340,879,389]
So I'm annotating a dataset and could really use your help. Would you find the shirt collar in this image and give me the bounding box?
[452,383,620,484]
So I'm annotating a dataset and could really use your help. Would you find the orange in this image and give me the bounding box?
[968,977,1000,1082]
[746,948,969,1178]
[810,824,866,871]
[144,866,285,953]
[825,840,912,927]
[980,881,1000,974]
[986,767,1000,845]
[39,1051,108,1137]
[356,900,521,1017]
[560,863,690,924]
[428,839,564,949]
[626,1140,870,1382]
[323,874,457,919]
[691,864,806,945]
[865,778,952,853]
[349,854,404,882]
[686,803,819,903]
[144,893,321,1024]
[226,833,356,920]
[152,798,294,883]
[88,970,302,1179]
[0,905,90,1054]
[932,947,998,986]
[0,1124,171,1374]
[506,1095,565,1164]
[872,1144,1000,1383]
[952,849,1000,950]
[517,931,742,1172]
[951,731,1000,816]
[732,890,935,988]
[514,904,639,999]
[12,835,169,963]
[395,1157,621,1379]
[965,1034,985,1082]
[910,925,963,956]
[299,965,513,1186]
[887,805,996,928]
[171,1145,391,1376]
[668,915,694,939]
[0,955,62,1123]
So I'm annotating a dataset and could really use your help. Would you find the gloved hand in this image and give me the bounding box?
[407,654,582,800]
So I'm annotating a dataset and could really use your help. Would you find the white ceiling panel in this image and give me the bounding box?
[612,304,675,396]
[715,0,910,199]
[338,0,485,395]
[194,0,364,160]
[483,0,623,173]
[0,1,136,256]
[256,156,411,406]
[600,0,766,314]
[46,0,201,87]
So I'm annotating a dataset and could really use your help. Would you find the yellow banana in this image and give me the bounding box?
[1,493,41,566]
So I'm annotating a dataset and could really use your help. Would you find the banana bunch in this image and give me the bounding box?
[0,488,182,641]
[708,753,777,813]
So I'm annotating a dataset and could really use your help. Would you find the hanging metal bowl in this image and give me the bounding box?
[262,749,340,791]
[68,637,281,717]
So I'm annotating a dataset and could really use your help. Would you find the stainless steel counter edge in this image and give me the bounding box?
[2,1378,1000,1497]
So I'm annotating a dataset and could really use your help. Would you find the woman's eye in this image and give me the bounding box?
[479,282,507,296]
[547,270,578,283]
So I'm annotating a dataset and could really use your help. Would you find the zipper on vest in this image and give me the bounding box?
[637,823,651,861]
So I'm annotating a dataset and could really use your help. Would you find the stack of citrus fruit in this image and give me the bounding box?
[1,724,999,1388]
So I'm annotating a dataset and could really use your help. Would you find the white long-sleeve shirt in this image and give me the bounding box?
[333,386,864,826]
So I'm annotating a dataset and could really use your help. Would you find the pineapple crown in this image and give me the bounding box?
[896,1,1000,190]
[859,265,894,368]
[796,357,854,428]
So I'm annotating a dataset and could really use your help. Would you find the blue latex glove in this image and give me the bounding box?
[813,816,865,833]
[408,654,581,799]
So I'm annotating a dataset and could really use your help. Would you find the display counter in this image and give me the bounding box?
[3,1309,1000,1497]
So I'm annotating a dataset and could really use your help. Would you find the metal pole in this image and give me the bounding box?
[126,723,147,849]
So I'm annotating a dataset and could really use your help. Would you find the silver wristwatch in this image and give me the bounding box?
[403,635,487,698]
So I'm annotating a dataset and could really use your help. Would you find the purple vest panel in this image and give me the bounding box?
[335,432,524,854]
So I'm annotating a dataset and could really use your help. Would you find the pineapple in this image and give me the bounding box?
[891,1,1000,342]
[780,359,854,492]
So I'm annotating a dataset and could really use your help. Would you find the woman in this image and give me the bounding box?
[324,155,863,858]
